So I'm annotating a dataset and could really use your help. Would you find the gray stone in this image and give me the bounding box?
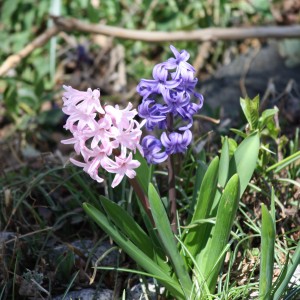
[200,40,300,124]
[127,280,165,300]
[50,239,119,267]
[52,288,113,300]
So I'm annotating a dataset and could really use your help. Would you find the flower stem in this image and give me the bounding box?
[168,154,177,233]
[167,113,178,234]
[129,178,154,226]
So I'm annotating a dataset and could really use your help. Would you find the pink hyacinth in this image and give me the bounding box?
[61,86,143,187]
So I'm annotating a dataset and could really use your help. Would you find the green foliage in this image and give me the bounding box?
[148,183,194,298]
[83,202,185,299]
[259,204,275,300]
[83,127,260,298]
[199,174,240,293]
[240,95,260,131]
[183,156,219,259]
[80,94,299,299]
[272,242,300,300]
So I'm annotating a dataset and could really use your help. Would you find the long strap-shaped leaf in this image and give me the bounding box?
[259,204,275,300]
[197,174,240,294]
[134,150,152,194]
[100,196,171,273]
[229,131,260,198]
[183,157,220,259]
[197,133,260,286]
[203,138,230,244]
[83,203,185,299]
[148,184,195,299]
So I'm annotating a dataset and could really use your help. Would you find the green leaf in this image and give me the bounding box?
[99,196,170,273]
[229,131,260,198]
[100,196,153,257]
[183,157,219,258]
[83,203,185,299]
[1,0,19,25]
[191,156,220,222]
[134,151,152,194]
[259,107,279,130]
[190,160,207,220]
[218,137,230,187]
[230,128,247,139]
[56,251,75,279]
[259,204,275,300]
[208,136,231,215]
[226,137,238,156]
[4,84,18,115]
[148,184,194,299]
[87,1,100,23]
[192,139,231,269]
[240,95,260,130]
[197,174,240,293]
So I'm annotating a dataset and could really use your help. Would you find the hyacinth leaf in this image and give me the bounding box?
[99,196,171,273]
[195,138,230,269]
[240,95,260,131]
[273,242,300,300]
[210,137,230,214]
[148,184,194,299]
[100,197,152,257]
[183,156,219,259]
[83,203,185,299]
[197,174,240,293]
[229,131,260,198]
[259,204,275,300]
[190,160,207,218]
[218,137,230,188]
[134,150,152,194]
[195,133,259,273]
[191,156,219,222]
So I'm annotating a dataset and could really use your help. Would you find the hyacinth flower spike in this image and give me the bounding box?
[137,45,203,233]
[61,85,155,224]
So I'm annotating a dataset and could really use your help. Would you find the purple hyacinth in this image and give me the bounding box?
[141,136,168,164]
[137,45,203,164]
[161,130,192,155]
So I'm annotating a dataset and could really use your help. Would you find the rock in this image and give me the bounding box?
[290,264,300,287]
[127,280,165,300]
[50,239,119,267]
[52,288,113,300]
[200,40,300,125]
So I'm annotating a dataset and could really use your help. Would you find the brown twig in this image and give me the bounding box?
[239,46,261,97]
[0,26,60,77]
[53,17,300,42]
[2,16,300,77]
